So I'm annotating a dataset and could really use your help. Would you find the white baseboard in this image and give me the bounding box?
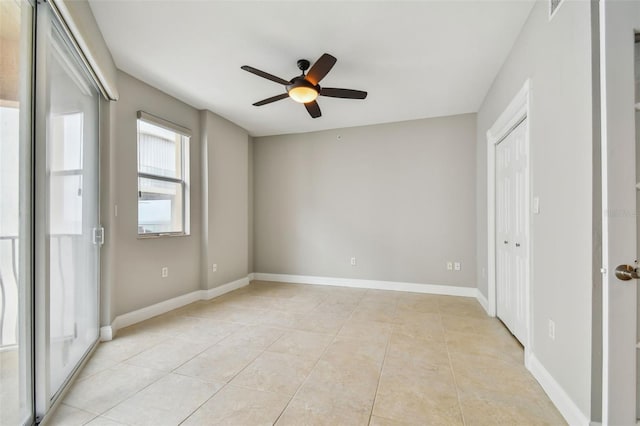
[100,275,251,341]
[476,289,490,314]
[252,273,477,298]
[527,354,590,426]
[99,326,114,342]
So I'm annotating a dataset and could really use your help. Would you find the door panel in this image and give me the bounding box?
[496,119,528,344]
[35,4,100,407]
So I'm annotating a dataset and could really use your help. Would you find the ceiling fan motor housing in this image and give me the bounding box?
[297,59,310,72]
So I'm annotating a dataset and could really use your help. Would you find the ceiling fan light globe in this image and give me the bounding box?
[289,86,318,103]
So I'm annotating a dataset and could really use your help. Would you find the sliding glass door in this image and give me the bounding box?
[0,0,34,424]
[35,3,100,413]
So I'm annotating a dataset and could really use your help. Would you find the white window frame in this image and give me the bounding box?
[136,111,191,238]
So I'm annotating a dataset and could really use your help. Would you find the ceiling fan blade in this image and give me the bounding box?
[253,93,289,106]
[304,101,322,118]
[320,88,368,100]
[241,65,290,85]
[305,53,337,85]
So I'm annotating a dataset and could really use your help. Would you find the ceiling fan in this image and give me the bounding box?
[241,53,367,119]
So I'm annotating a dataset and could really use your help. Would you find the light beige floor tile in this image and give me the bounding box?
[459,396,567,426]
[396,293,441,314]
[103,373,223,426]
[385,331,449,364]
[190,305,267,324]
[360,290,399,305]
[58,283,565,426]
[181,385,290,426]
[124,338,211,372]
[267,329,334,360]
[369,415,414,426]
[373,375,463,426]
[124,313,189,336]
[89,331,167,364]
[449,351,546,401]
[438,296,487,318]
[310,299,359,316]
[351,299,398,323]
[295,358,380,412]
[275,396,370,426]
[229,351,315,396]
[337,319,393,345]
[174,344,262,382]
[76,356,119,380]
[257,309,305,328]
[293,311,349,334]
[167,317,244,344]
[84,417,128,426]
[46,403,96,426]
[445,330,523,364]
[63,364,164,414]
[218,294,280,310]
[378,349,457,398]
[271,297,324,314]
[216,325,286,350]
[322,336,387,369]
[440,314,507,337]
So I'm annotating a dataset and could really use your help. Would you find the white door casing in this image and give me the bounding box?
[496,119,529,345]
[600,1,639,424]
[487,80,531,360]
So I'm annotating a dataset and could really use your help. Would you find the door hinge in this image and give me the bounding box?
[93,226,105,246]
[600,267,607,275]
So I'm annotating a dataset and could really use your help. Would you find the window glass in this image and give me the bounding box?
[137,117,189,236]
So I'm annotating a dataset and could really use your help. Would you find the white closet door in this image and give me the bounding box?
[495,119,528,344]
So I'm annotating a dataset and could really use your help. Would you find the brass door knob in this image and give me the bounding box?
[615,264,640,281]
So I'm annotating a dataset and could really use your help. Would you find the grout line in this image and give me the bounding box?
[367,324,393,425]
[441,309,467,426]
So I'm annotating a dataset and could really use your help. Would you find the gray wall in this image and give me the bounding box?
[200,110,251,289]
[476,0,593,417]
[254,114,476,287]
[104,71,203,318]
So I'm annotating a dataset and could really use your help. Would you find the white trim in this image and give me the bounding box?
[99,326,113,342]
[100,275,251,341]
[486,79,532,347]
[476,290,490,314]
[252,273,478,298]
[201,276,250,300]
[527,354,590,426]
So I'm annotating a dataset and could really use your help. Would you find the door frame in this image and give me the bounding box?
[486,79,532,363]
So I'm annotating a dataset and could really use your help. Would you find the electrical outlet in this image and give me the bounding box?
[447,262,453,271]
[350,257,357,266]
[548,319,555,340]
[454,262,461,271]
[161,267,168,278]
[212,264,217,272]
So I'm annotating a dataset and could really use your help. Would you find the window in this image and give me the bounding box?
[136,111,190,236]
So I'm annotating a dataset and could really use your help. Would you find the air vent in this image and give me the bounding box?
[549,0,564,19]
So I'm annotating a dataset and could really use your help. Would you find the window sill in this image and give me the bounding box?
[137,232,189,240]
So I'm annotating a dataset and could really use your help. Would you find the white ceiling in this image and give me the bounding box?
[89,1,534,137]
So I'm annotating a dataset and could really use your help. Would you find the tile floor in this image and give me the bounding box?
[50,281,566,425]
